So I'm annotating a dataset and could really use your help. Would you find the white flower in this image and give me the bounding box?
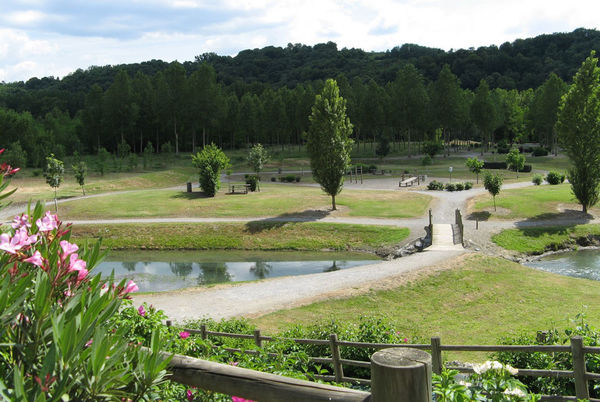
[473,361,492,374]
[458,380,472,387]
[503,387,526,397]
[505,364,519,375]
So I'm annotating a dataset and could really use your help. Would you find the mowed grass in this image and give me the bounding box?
[251,254,600,359]
[58,184,431,219]
[70,222,410,251]
[7,167,194,204]
[469,183,594,220]
[492,224,600,254]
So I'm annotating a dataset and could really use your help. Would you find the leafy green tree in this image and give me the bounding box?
[531,73,567,153]
[116,140,131,172]
[307,79,353,210]
[247,143,269,191]
[466,157,485,183]
[143,141,154,169]
[505,147,526,178]
[470,79,496,153]
[191,144,230,197]
[43,153,64,211]
[375,132,391,159]
[556,51,600,213]
[95,147,110,176]
[431,65,463,156]
[72,160,87,195]
[1,141,27,170]
[483,171,503,211]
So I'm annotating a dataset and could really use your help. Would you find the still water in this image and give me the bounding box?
[523,249,600,281]
[94,250,381,292]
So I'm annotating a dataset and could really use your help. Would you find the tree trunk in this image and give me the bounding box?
[331,194,337,211]
[174,119,179,154]
[54,188,58,212]
[203,127,206,148]
[583,204,588,213]
[493,196,496,211]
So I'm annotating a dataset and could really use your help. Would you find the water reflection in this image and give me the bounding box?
[94,256,380,292]
[524,249,600,281]
[198,263,231,285]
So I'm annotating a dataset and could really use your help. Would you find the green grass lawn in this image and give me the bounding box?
[8,167,195,204]
[492,224,600,254]
[469,183,593,220]
[251,254,600,360]
[70,222,410,251]
[58,184,431,219]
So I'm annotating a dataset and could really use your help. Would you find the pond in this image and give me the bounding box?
[523,249,600,281]
[94,250,382,292]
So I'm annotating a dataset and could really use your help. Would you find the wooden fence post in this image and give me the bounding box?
[200,324,207,340]
[571,336,589,399]
[371,347,432,402]
[329,334,344,383]
[254,329,262,348]
[428,209,433,234]
[431,337,442,375]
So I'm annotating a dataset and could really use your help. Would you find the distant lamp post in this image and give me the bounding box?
[449,166,453,183]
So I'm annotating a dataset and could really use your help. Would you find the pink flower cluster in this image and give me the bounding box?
[1,211,139,299]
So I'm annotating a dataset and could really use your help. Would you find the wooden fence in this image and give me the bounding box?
[455,208,464,246]
[167,322,600,401]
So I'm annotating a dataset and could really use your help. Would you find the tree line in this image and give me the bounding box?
[1,28,598,166]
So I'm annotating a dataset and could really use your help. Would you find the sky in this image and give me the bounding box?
[1,0,599,83]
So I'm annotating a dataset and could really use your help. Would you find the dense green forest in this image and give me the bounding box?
[0,28,598,167]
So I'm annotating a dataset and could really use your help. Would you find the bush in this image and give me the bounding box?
[1,141,27,170]
[270,177,276,182]
[445,183,456,192]
[245,175,258,191]
[455,182,465,191]
[546,171,565,185]
[519,164,532,172]
[532,147,549,156]
[427,180,444,190]
[295,176,301,182]
[279,174,297,183]
[464,181,473,190]
[483,161,507,169]
[497,146,510,154]
[192,144,230,197]
[422,155,432,166]
[423,141,442,158]
[532,174,543,185]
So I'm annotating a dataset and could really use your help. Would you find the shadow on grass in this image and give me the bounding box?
[467,211,491,221]
[171,191,211,200]
[245,210,332,233]
[515,209,593,229]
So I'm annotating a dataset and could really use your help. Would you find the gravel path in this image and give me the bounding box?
[6,176,596,322]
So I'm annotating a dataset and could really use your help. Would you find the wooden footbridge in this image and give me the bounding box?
[427,209,464,251]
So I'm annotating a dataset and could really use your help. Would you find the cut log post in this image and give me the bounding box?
[571,336,589,399]
[186,182,192,192]
[370,347,432,402]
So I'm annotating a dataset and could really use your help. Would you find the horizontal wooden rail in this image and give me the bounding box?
[167,352,371,402]
[173,323,600,400]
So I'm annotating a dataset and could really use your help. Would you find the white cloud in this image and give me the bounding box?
[1,0,600,82]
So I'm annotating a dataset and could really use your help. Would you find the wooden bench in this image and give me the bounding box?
[399,177,418,187]
[228,184,250,194]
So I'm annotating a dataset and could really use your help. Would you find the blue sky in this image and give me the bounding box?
[1,0,599,82]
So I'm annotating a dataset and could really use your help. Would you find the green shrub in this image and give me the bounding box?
[532,174,543,185]
[270,177,276,182]
[192,144,230,197]
[445,183,456,192]
[422,155,432,166]
[532,147,549,156]
[455,182,465,191]
[464,181,473,190]
[295,176,301,182]
[427,180,444,190]
[245,175,258,191]
[279,174,296,183]
[546,171,564,185]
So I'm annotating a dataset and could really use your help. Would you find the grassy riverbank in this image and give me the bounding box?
[251,254,600,352]
[58,184,431,219]
[70,222,410,251]
[492,224,600,254]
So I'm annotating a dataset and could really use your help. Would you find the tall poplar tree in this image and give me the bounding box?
[556,51,600,213]
[431,65,462,155]
[470,79,496,153]
[307,79,353,210]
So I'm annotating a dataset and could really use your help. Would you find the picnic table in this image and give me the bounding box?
[399,177,418,187]
[228,184,251,194]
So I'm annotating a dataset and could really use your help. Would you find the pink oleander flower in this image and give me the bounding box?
[138,305,146,317]
[11,214,31,229]
[179,331,190,339]
[24,250,44,267]
[0,162,19,176]
[231,397,254,402]
[36,211,59,232]
[124,280,139,294]
[85,339,93,348]
[186,389,194,401]
[60,240,79,260]
[0,148,4,155]
[67,253,88,281]
[403,337,408,343]
[0,228,37,254]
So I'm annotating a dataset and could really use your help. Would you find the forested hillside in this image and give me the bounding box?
[0,28,598,167]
